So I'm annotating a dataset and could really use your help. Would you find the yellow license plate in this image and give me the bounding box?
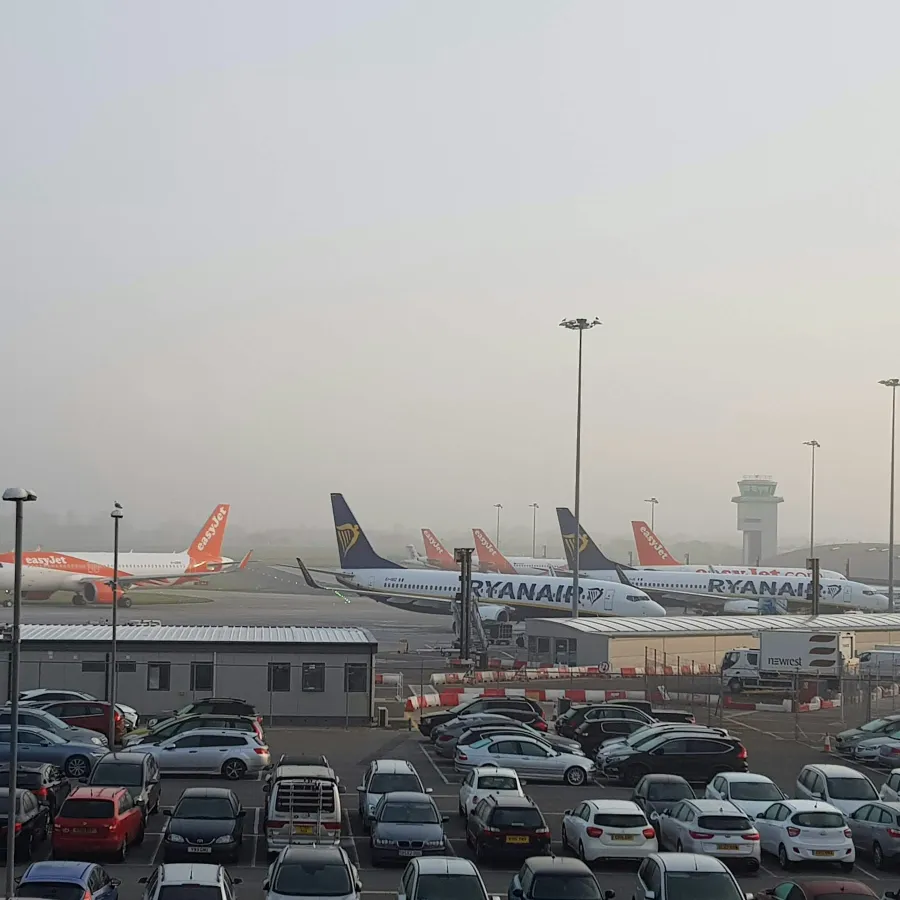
[294,826,315,835]
[718,844,739,851]
[506,836,529,844]
[611,835,634,841]
[813,850,834,857]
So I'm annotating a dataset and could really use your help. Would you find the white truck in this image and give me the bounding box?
[721,630,854,693]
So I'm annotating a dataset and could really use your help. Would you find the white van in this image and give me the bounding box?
[264,763,342,855]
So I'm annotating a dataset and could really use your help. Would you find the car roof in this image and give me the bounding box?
[22,861,96,884]
[371,759,416,773]
[524,856,593,873]
[654,852,731,872]
[278,845,345,864]
[803,764,870,777]
[159,863,224,884]
[95,752,149,764]
[190,698,251,706]
[411,856,479,875]
[640,773,692,782]
[381,791,434,803]
[684,799,742,813]
[68,787,125,800]
[716,772,774,782]
[797,882,878,898]
[486,795,537,808]
[783,799,844,812]
[172,729,251,738]
[473,767,519,778]
[178,787,236,799]
[272,764,336,781]
[585,799,643,813]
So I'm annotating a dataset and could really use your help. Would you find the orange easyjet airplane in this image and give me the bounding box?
[0,504,251,608]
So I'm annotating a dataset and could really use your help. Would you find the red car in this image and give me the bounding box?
[33,701,125,742]
[53,787,145,861]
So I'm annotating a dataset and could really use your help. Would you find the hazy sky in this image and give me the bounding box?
[4,2,900,545]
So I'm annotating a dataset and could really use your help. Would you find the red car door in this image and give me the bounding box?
[118,792,141,844]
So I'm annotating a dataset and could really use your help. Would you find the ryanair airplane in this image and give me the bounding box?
[293,494,666,620]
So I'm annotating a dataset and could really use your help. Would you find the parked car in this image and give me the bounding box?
[556,704,654,739]
[466,795,550,862]
[432,714,546,752]
[705,772,788,818]
[31,701,126,742]
[369,792,448,866]
[507,856,612,900]
[20,691,138,732]
[0,785,50,860]
[53,787,145,861]
[263,845,359,900]
[399,857,498,900]
[17,860,121,900]
[846,800,900,869]
[454,725,581,758]
[880,768,900,802]
[149,698,259,727]
[357,759,430,828]
[601,733,748,787]
[458,767,524,819]
[876,741,900,768]
[574,719,646,757]
[632,775,696,823]
[139,864,242,900]
[0,725,107,778]
[0,762,72,820]
[595,725,731,766]
[635,853,748,900]
[87,752,161,815]
[264,763,342,853]
[753,799,855,871]
[138,729,270,779]
[561,799,658,863]
[651,710,697,725]
[419,697,544,737]
[796,765,879,816]
[124,714,263,748]
[835,715,900,755]
[0,706,107,747]
[852,733,900,763]
[455,735,594,786]
[760,881,878,900]
[163,787,244,863]
[656,798,760,871]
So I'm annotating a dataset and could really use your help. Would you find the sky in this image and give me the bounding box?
[3,1,900,546]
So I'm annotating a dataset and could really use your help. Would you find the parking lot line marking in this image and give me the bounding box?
[251,807,260,867]
[856,862,877,878]
[149,832,165,866]
[419,744,450,785]
[759,862,776,876]
[343,808,361,867]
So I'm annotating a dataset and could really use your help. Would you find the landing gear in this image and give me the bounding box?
[117,596,133,608]
[71,595,87,606]
[3,597,11,608]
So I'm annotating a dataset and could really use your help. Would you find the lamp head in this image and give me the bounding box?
[2,489,37,503]
[880,379,900,388]
[803,440,820,448]
[559,317,602,331]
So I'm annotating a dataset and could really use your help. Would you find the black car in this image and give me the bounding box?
[152,698,259,726]
[0,763,72,820]
[510,856,614,900]
[631,774,696,822]
[556,705,654,738]
[651,710,697,725]
[465,795,550,862]
[602,734,748,786]
[0,787,50,861]
[88,752,161,816]
[433,712,547,743]
[574,719,646,756]
[419,698,543,737]
[457,725,582,756]
[163,787,244,862]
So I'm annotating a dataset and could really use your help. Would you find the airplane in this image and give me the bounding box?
[631,521,846,580]
[472,528,566,575]
[0,505,251,608]
[419,529,458,570]
[292,494,667,620]
[557,508,888,615]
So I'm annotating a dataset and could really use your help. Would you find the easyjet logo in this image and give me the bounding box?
[25,556,68,567]
[424,532,446,555]
[196,506,228,553]
[639,525,669,560]
[475,531,498,556]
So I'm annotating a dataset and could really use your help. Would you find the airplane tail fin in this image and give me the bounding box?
[238,550,253,570]
[187,505,231,561]
[331,494,402,570]
[556,507,632,572]
[421,529,456,568]
[472,528,518,575]
[631,521,681,566]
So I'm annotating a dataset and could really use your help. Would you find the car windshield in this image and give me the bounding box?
[664,872,743,900]
[369,774,421,794]
[272,861,352,896]
[91,763,144,786]
[476,775,518,791]
[491,808,543,828]
[792,811,846,828]
[379,802,437,824]
[174,798,236,819]
[532,875,601,900]
[729,781,783,801]
[18,883,87,900]
[697,815,751,831]
[647,783,694,801]
[860,718,894,732]
[60,799,115,819]
[594,813,646,828]
[826,777,877,800]
[415,874,486,900]
[158,886,224,900]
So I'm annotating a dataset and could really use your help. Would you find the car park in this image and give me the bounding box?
[263,845,360,900]
[845,800,900,869]
[0,762,72,820]
[399,856,499,900]
[507,856,613,900]
[53,786,145,861]
[458,767,525,819]
[87,751,161,815]
[163,787,244,863]
[454,735,594,785]
[369,791,448,866]
[753,799,855,870]
[138,729,270,778]
[632,774,696,823]
[124,713,263,747]
[17,860,121,900]
[635,853,748,900]
[796,765,879,816]
[465,795,551,862]
[419,698,544,737]
[20,691,138,732]
[0,725,107,778]
[705,772,788,817]
[0,785,50,860]
[139,863,243,900]
[358,759,430,829]
[265,762,343,853]
[561,798,658,862]
[0,706,107,747]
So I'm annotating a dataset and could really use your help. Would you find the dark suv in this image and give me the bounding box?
[420,698,543,737]
[602,734,748,787]
[631,774,696,822]
[556,705,654,738]
[465,795,550,862]
[574,719,646,756]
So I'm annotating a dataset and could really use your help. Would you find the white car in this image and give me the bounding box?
[656,799,760,872]
[139,864,242,900]
[752,799,855,871]
[796,764,879,817]
[457,767,524,819]
[880,769,900,802]
[705,773,788,818]
[562,799,658,863]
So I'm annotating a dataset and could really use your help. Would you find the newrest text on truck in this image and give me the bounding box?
[721,630,855,693]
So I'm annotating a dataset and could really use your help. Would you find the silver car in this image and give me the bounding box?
[370,792,448,866]
[398,856,500,900]
[136,729,270,779]
[854,735,900,763]
[264,845,361,900]
[847,800,900,869]
[835,716,900,755]
[454,735,594,786]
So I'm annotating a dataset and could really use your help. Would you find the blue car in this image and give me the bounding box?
[17,860,120,900]
[0,726,107,779]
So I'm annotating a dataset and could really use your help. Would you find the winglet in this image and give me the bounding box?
[238,550,253,570]
[295,557,326,591]
[631,521,681,566]
[472,528,518,575]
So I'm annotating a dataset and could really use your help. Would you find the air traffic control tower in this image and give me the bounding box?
[732,476,783,565]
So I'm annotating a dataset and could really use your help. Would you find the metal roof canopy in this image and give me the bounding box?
[9,624,377,645]
[526,613,900,637]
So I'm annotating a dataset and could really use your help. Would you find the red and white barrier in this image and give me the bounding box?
[374,673,402,686]
[430,664,718,686]
[405,687,647,712]
[723,695,842,713]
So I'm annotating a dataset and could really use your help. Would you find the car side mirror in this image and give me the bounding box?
[811,791,823,799]
[425,787,433,794]
[564,809,572,815]
[512,890,524,899]
[520,780,526,786]
[356,784,365,792]
[163,810,172,816]
[662,807,671,816]
[14,878,21,885]
[644,892,655,900]
[441,815,449,823]
[263,783,271,793]
[604,892,616,900]
[262,880,269,891]
[398,894,406,900]
[110,879,121,888]
[355,882,362,893]
[232,878,243,886]
[237,810,246,817]
[138,877,149,884]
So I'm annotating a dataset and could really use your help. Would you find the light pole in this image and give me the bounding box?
[529,503,539,558]
[493,504,503,547]
[802,441,820,560]
[881,379,900,613]
[108,502,123,747]
[560,316,602,618]
[645,497,659,532]
[2,487,37,897]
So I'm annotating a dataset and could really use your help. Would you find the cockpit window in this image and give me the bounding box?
[627,595,645,602]
[863,590,876,595]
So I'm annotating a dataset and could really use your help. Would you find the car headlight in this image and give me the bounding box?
[166,833,186,843]
[424,839,444,848]
[373,836,394,847]
[213,835,234,844]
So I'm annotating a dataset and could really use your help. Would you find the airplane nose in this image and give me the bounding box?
[646,600,667,617]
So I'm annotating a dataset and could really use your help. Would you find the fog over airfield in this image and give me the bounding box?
[4,2,900,543]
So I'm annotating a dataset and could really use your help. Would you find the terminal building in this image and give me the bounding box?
[732,476,783,564]
[0,624,378,726]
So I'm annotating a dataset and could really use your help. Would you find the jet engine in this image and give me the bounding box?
[79,583,131,607]
[721,600,760,615]
[478,604,512,623]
